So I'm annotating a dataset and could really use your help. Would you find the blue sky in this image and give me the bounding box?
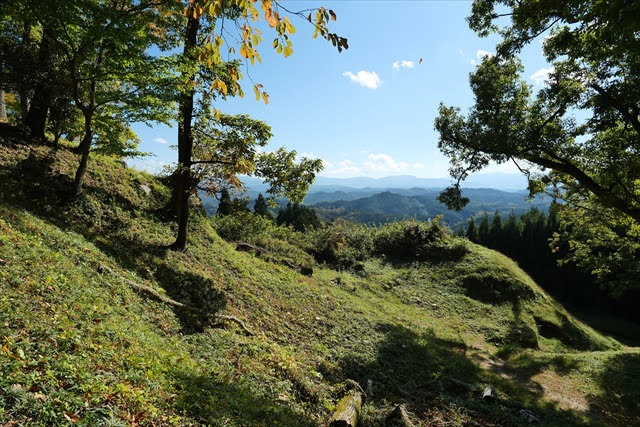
[130,0,553,180]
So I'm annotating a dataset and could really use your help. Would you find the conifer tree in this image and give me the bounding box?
[217,189,231,216]
[254,193,270,217]
[466,217,477,241]
[477,213,490,245]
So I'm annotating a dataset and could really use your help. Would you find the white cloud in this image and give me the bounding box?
[363,153,408,172]
[392,60,415,70]
[530,67,554,86]
[342,70,382,89]
[324,160,362,176]
[153,137,167,144]
[321,153,426,177]
[470,49,494,66]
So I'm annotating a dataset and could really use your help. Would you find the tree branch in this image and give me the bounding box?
[591,83,640,136]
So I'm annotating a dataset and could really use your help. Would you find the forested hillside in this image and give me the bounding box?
[2,0,640,425]
[1,137,639,426]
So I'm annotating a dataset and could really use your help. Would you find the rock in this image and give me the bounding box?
[518,409,540,424]
[139,184,151,195]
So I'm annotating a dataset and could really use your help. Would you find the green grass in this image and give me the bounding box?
[0,140,638,426]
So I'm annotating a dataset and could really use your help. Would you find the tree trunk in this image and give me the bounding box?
[19,21,31,122]
[25,27,54,140]
[0,90,6,122]
[329,391,362,427]
[73,112,93,195]
[170,16,200,251]
[385,405,414,427]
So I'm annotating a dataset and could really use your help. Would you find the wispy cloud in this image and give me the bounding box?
[153,137,167,144]
[321,153,426,177]
[530,67,554,86]
[392,60,415,70]
[342,70,382,89]
[470,49,494,66]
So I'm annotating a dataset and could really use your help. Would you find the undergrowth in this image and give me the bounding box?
[0,140,637,426]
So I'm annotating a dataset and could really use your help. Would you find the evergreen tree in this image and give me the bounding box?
[490,210,503,250]
[502,210,519,254]
[217,189,231,216]
[477,212,490,245]
[466,217,477,241]
[253,193,270,217]
[276,203,321,232]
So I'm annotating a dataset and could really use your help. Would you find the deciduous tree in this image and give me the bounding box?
[167,0,346,250]
[435,0,640,223]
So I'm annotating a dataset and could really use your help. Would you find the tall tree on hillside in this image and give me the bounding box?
[254,193,270,217]
[217,189,231,216]
[63,0,175,195]
[477,212,490,246]
[435,0,640,289]
[436,0,640,221]
[167,0,346,250]
[466,217,477,241]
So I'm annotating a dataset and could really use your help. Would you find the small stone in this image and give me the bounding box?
[139,184,152,195]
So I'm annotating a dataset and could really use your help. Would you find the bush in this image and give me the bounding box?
[373,217,449,260]
[212,211,314,271]
[211,211,276,242]
[305,219,375,269]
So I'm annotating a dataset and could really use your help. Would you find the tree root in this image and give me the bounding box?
[98,264,254,336]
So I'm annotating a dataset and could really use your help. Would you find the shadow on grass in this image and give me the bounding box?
[171,371,316,426]
[334,323,488,423]
[333,323,596,425]
[0,146,226,333]
[588,352,640,425]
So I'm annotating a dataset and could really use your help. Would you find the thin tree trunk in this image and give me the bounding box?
[170,16,200,251]
[26,27,55,140]
[0,90,6,122]
[73,111,93,195]
[19,21,31,122]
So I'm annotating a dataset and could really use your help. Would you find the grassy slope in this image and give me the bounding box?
[0,140,638,426]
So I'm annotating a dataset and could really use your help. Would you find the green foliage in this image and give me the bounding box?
[217,188,231,216]
[212,210,277,242]
[253,193,270,217]
[306,219,375,269]
[552,197,640,296]
[373,217,450,260]
[437,0,640,294]
[276,202,321,232]
[0,140,634,426]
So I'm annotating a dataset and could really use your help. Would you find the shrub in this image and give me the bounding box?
[211,211,276,242]
[373,217,449,260]
[305,219,375,269]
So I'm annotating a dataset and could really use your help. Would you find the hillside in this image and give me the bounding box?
[1,139,639,426]
[202,187,550,225]
[312,190,550,225]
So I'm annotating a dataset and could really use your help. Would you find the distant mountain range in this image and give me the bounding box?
[311,189,549,226]
[235,172,528,196]
[201,173,547,226]
[311,173,528,191]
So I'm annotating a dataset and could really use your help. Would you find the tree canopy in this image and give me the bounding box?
[436,0,640,221]
[435,0,640,290]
